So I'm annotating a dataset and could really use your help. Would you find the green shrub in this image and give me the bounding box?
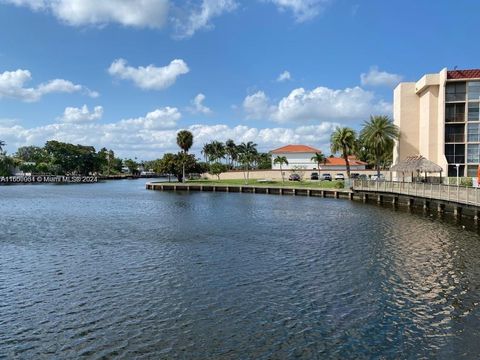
[334,181,344,189]
[460,177,473,187]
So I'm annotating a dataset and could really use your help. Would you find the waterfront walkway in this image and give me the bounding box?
[352,180,480,207]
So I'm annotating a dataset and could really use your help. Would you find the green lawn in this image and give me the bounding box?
[181,178,346,189]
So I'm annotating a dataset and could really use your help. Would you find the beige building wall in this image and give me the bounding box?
[393,68,448,173]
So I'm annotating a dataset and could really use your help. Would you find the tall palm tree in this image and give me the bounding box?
[202,143,213,163]
[176,130,194,182]
[210,140,225,163]
[331,127,356,178]
[273,155,289,184]
[237,141,258,184]
[0,140,5,155]
[225,139,237,169]
[360,115,400,177]
[310,152,326,173]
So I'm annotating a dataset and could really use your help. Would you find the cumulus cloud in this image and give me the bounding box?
[58,105,103,123]
[360,66,403,87]
[119,107,181,130]
[174,0,238,39]
[244,86,392,123]
[265,0,330,22]
[2,0,170,28]
[0,112,338,159]
[0,69,98,102]
[277,70,291,82]
[108,58,189,90]
[243,91,276,120]
[188,93,212,115]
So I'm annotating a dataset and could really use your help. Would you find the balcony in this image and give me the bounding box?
[445,134,465,142]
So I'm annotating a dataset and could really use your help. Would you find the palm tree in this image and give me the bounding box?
[202,143,213,163]
[0,140,5,155]
[310,152,326,174]
[237,141,258,184]
[225,139,237,169]
[330,127,356,178]
[273,155,289,183]
[210,140,225,163]
[360,115,400,177]
[176,130,194,182]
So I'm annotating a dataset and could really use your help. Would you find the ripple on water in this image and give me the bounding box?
[1,181,480,358]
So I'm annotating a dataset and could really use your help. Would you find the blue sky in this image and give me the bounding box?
[0,0,479,159]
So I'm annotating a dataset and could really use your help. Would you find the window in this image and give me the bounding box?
[467,144,480,163]
[446,82,466,101]
[445,103,465,122]
[445,144,465,164]
[468,102,479,121]
[467,165,479,177]
[468,81,480,101]
[448,164,465,177]
[468,123,480,142]
[446,124,465,142]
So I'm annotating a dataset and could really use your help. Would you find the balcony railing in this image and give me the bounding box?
[446,94,466,102]
[352,180,480,207]
[445,115,466,123]
[445,134,465,142]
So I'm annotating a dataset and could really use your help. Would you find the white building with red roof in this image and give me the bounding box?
[271,145,322,170]
[271,144,368,171]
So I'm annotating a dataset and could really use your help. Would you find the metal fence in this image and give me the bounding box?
[352,180,480,206]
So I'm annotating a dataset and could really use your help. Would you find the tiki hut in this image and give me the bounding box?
[390,155,443,183]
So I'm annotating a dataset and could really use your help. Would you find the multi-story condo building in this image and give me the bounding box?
[394,68,480,177]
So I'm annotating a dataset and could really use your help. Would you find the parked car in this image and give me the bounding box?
[321,173,332,181]
[310,172,319,180]
[351,173,360,179]
[358,174,368,180]
[371,174,385,181]
[289,173,301,181]
[335,173,345,181]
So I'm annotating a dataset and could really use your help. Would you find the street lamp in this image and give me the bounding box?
[455,163,460,186]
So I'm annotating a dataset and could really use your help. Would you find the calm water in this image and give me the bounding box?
[1,180,480,359]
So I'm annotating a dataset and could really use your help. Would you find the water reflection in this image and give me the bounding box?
[1,180,480,358]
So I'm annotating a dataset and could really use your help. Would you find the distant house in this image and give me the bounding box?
[324,156,368,171]
[271,145,322,170]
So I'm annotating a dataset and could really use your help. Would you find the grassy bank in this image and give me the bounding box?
[178,179,346,189]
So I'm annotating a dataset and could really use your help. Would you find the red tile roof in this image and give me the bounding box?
[271,144,321,153]
[325,157,368,166]
[447,69,480,80]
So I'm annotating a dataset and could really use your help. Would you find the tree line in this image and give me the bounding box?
[148,133,272,183]
[0,140,126,176]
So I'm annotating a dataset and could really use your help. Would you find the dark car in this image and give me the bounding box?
[289,173,301,181]
[310,172,319,180]
[321,173,332,181]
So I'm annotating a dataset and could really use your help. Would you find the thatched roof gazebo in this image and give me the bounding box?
[390,155,443,182]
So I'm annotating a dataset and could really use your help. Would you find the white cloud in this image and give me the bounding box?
[58,105,103,123]
[174,0,238,39]
[0,69,98,102]
[243,86,392,123]
[277,70,291,82]
[119,107,181,130]
[243,91,275,120]
[360,66,403,87]
[265,0,330,22]
[188,93,212,115]
[0,111,338,159]
[108,58,189,90]
[2,0,170,28]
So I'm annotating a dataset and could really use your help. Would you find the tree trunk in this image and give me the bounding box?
[280,164,284,184]
[182,162,186,183]
[343,148,351,178]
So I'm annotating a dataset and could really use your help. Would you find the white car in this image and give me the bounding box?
[371,174,385,181]
[334,173,345,181]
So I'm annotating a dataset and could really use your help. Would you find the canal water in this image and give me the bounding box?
[1,179,480,359]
